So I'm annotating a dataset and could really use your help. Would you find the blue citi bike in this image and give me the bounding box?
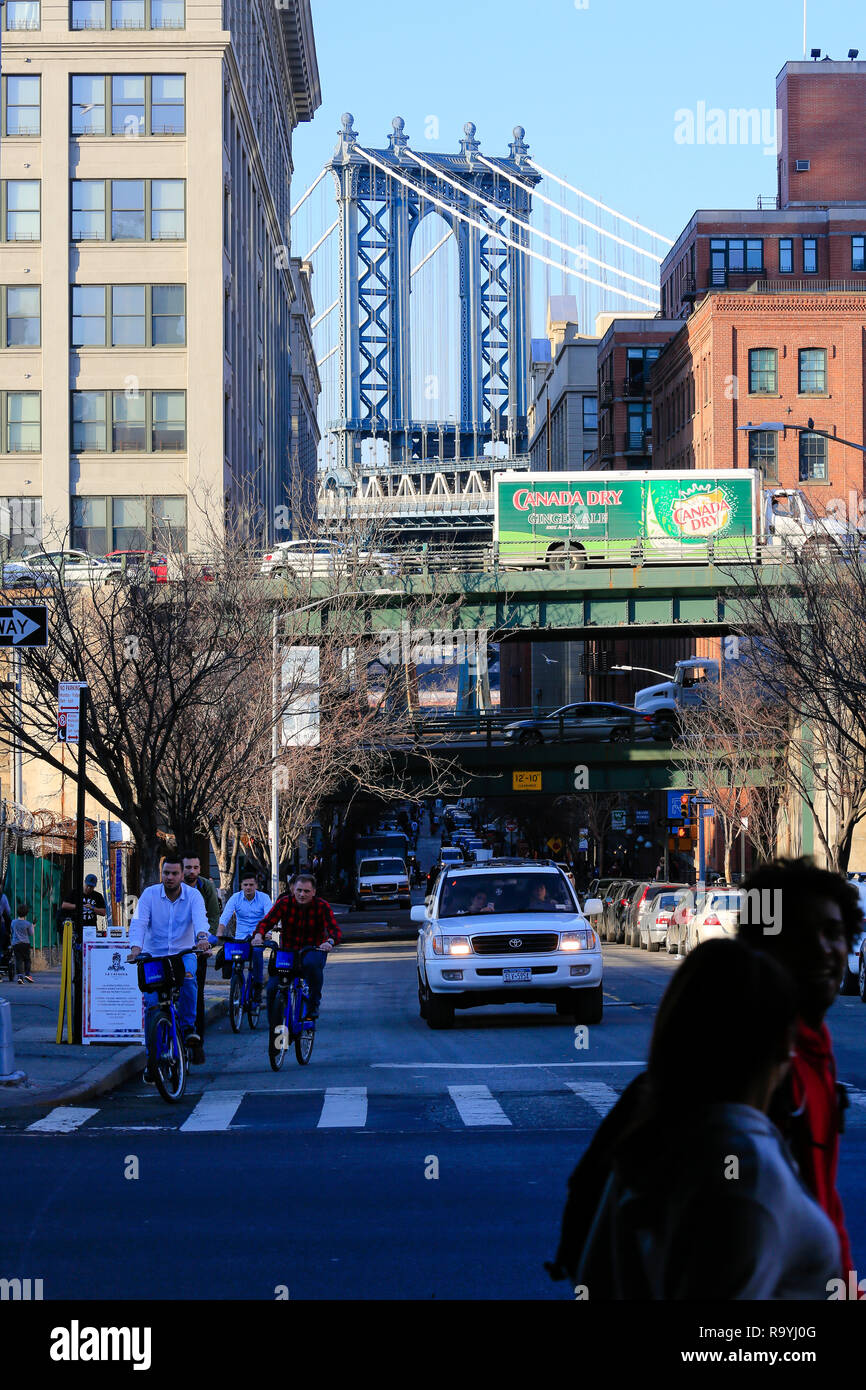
[134,950,197,1103]
[224,937,265,1032]
[267,945,317,1069]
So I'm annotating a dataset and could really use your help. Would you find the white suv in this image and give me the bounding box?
[413,861,603,1030]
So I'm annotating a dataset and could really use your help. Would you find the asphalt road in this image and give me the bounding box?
[3,941,866,1301]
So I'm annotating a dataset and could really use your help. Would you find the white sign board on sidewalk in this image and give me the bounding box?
[82,942,144,1044]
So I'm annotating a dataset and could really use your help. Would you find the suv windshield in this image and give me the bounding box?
[359,859,406,876]
[438,872,574,918]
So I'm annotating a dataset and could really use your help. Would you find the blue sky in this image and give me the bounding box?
[294,0,864,244]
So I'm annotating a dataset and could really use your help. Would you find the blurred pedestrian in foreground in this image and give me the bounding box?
[548,858,860,1291]
[574,939,840,1298]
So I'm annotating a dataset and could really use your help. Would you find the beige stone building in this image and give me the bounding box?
[0,0,320,556]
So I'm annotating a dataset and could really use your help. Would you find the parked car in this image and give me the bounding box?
[556,863,576,888]
[666,888,698,956]
[503,702,655,747]
[690,889,742,946]
[261,538,396,578]
[104,549,169,583]
[608,879,639,944]
[413,860,604,1028]
[0,557,52,588]
[843,878,866,995]
[20,548,112,585]
[438,846,464,871]
[630,883,686,950]
[355,857,411,911]
[639,891,681,952]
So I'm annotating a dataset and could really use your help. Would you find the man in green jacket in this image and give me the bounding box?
[183,853,220,1061]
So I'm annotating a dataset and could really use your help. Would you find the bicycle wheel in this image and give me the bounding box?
[293,983,315,1065]
[229,971,244,1033]
[247,982,262,1031]
[151,1013,187,1103]
[268,992,289,1072]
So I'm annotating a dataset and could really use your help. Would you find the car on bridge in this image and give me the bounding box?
[502,702,655,747]
[260,538,397,578]
[413,860,604,1029]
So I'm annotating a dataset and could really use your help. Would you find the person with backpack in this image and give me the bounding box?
[548,858,861,1291]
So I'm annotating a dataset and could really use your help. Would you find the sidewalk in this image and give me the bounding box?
[0,966,228,1115]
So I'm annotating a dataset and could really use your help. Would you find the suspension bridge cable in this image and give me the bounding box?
[408,148,658,291]
[355,146,657,307]
[527,159,674,245]
[474,153,664,267]
[291,166,328,218]
[302,218,339,262]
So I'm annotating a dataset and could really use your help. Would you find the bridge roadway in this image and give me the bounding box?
[266,561,797,639]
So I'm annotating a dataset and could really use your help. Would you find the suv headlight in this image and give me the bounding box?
[560,929,597,951]
[431,935,472,956]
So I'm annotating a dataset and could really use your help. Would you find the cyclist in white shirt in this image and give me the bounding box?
[128,856,211,1055]
[213,871,272,1000]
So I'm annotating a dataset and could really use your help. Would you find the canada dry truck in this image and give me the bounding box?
[493,469,856,567]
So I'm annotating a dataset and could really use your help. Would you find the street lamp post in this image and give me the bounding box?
[610,664,674,682]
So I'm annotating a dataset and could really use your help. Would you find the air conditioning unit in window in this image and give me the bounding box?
[794,159,811,171]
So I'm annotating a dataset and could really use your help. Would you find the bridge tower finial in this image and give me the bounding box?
[460,120,481,162]
[509,125,530,166]
[334,112,358,160]
[388,115,410,157]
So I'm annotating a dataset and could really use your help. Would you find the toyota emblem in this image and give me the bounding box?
[509,938,522,948]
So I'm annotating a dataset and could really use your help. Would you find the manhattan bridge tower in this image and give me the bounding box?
[327,114,541,484]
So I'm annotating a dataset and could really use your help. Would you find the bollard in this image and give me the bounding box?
[0,997,26,1084]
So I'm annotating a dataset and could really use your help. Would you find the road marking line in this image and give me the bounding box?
[846,1090,866,1109]
[566,1081,620,1117]
[26,1107,99,1133]
[373,1061,645,1069]
[448,1084,512,1126]
[180,1090,245,1133]
[317,1086,368,1128]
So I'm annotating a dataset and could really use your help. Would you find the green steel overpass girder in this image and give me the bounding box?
[267,563,801,639]
[384,741,779,798]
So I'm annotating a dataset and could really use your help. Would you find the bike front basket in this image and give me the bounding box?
[224,939,251,964]
[275,949,295,975]
[137,955,187,993]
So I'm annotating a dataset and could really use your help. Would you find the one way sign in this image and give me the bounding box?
[0,606,48,648]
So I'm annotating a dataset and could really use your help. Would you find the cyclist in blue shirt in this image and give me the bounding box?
[214,872,272,1000]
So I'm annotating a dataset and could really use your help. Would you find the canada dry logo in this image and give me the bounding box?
[671,488,732,537]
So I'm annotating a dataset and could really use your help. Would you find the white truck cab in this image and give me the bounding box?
[634,659,720,730]
[761,487,854,555]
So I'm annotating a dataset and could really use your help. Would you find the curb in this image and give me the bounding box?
[0,995,228,1116]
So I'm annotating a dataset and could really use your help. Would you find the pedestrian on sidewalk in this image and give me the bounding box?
[12,902,35,983]
[572,939,841,1299]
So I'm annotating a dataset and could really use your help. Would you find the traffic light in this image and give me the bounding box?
[679,792,690,820]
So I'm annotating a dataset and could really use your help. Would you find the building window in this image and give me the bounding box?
[582,395,598,432]
[2,180,40,242]
[582,449,595,464]
[2,286,40,346]
[748,348,777,395]
[71,497,108,553]
[4,2,40,30]
[798,348,827,395]
[779,237,793,274]
[72,74,185,136]
[71,0,184,27]
[111,285,146,346]
[802,237,817,274]
[748,429,778,480]
[710,237,763,284]
[71,179,185,241]
[799,431,827,481]
[852,236,866,273]
[2,75,40,136]
[72,494,186,553]
[71,75,105,135]
[2,392,41,452]
[626,401,651,451]
[71,390,186,453]
[0,496,42,554]
[72,284,185,347]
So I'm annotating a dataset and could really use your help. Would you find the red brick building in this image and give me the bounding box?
[596,315,683,469]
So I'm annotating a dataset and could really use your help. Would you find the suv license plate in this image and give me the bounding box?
[503,968,532,983]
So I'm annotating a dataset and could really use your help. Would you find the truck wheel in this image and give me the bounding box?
[573,985,603,1025]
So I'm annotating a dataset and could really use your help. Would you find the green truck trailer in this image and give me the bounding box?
[494,470,760,567]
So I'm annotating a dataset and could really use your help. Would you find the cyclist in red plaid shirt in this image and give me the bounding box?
[252,872,341,1022]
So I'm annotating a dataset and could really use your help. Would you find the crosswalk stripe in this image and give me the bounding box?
[448,1084,512,1127]
[26,1107,99,1133]
[565,1081,619,1117]
[847,1090,866,1109]
[180,1091,245,1133]
[317,1087,368,1128]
